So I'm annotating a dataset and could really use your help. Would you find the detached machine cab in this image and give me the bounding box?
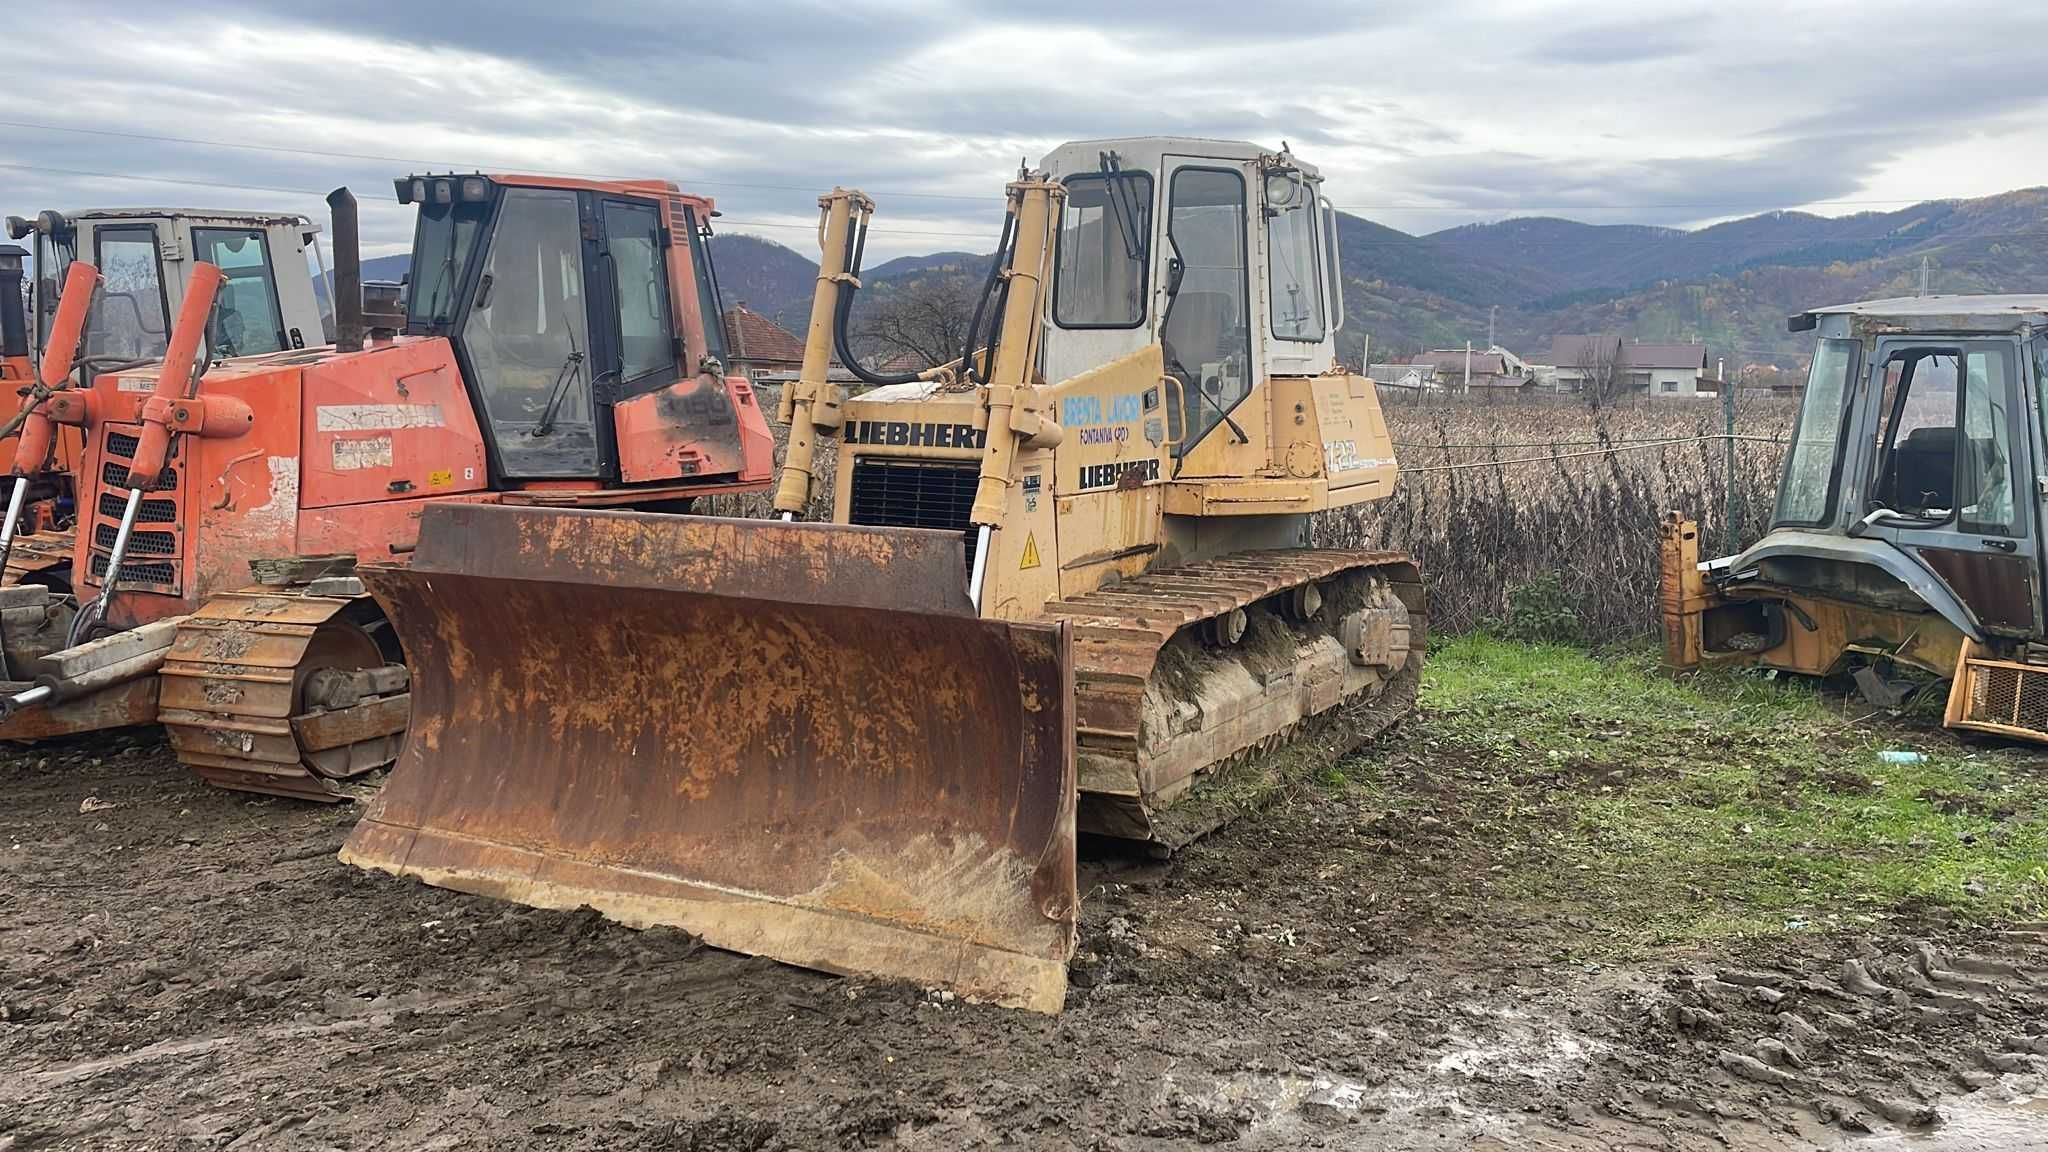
[0,176,771,797]
[0,208,328,579]
[1664,296,2048,740]
[345,138,1422,1012]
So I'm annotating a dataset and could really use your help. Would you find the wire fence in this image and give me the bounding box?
[1316,397,1799,641]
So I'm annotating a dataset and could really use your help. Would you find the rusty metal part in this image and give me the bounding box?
[342,503,1078,1012]
[160,588,409,801]
[1045,549,1425,844]
[304,664,408,710]
[2,529,74,589]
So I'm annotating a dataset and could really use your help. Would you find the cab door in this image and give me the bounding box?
[1866,337,2039,637]
[1156,155,1256,464]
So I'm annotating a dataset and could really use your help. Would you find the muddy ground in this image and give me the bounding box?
[3,717,2046,1150]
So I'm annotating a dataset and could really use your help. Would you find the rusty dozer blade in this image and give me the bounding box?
[341,503,1077,1011]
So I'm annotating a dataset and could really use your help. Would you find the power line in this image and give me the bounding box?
[3,118,2008,217]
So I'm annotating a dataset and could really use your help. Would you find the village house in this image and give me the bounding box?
[1549,334,1710,398]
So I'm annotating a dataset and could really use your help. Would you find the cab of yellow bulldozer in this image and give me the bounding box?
[1664,295,2048,739]
[827,138,1399,611]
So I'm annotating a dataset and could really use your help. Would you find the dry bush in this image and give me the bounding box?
[713,384,1798,645]
[1314,395,1798,642]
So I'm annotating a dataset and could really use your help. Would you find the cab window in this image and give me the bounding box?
[1161,167,1251,453]
[192,227,285,356]
[1263,170,1324,342]
[89,226,170,363]
[1774,338,1855,527]
[600,200,675,385]
[1055,172,1151,329]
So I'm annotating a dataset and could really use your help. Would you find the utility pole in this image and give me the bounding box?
[1920,255,1931,297]
[1720,356,1738,552]
[1487,305,1497,349]
[1463,339,1472,395]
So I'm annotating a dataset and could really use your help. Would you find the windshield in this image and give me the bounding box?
[405,200,488,330]
[1773,337,1856,526]
[88,225,170,364]
[1055,172,1152,329]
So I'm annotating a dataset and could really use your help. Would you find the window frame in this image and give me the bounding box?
[1868,345,1964,527]
[597,196,680,398]
[1865,341,2022,537]
[684,207,729,364]
[1771,336,1861,529]
[90,224,172,362]
[1263,170,1325,344]
[1319,193,1344,334]
[190,225,287,357]
[1161,163,1255,457]
[1052,171,1154,331]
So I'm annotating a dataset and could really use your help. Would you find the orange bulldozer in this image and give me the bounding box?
[0,176,776,797]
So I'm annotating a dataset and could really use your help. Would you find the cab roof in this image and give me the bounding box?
[1793,295,2048,335]
[1039,137,1320,181]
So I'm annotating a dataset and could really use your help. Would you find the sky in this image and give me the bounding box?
[6,0,2048,266]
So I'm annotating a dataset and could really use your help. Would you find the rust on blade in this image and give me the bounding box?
[342,504,1077,1011]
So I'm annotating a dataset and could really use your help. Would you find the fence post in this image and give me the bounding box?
[1720,357,1737,553]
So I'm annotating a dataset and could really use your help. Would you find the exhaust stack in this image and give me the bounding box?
[326,187,364,353]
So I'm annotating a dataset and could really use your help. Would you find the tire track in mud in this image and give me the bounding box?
[3,734,2045,1150]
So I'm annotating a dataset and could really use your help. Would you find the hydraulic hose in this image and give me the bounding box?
[958,210,1017,384]
[830,212,923,387]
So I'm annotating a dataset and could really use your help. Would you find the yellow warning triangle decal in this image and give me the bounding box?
[1019,532,1041,569]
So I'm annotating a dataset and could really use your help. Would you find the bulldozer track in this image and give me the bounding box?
[1046,548,1425,844]
[158,588,409,803]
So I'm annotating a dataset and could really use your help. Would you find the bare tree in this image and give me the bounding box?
[1576,338,1629,406]
[846,275,982,371]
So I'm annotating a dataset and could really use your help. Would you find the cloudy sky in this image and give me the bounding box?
[7,0,2047,265]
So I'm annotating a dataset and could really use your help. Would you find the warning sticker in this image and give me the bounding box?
[1019,532,1041,570]
[332,435,394,471]
[427,468,453,489]
[316,403,446,432]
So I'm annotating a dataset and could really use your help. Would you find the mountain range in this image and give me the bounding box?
[344,187,2048,371]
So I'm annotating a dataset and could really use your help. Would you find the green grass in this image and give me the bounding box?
[1371,634,2048,953]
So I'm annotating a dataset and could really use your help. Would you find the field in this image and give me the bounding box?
[1325,393,1800,640]
[6,641,2046,1150]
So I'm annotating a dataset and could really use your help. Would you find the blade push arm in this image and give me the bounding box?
[772,189,868,518]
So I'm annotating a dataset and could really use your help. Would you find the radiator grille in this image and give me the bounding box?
[90,425,182,595]
[97,490,179,524]
[848,457,980,570]
[1962,659,2048,735]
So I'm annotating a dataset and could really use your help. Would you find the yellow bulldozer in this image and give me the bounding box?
[342,138,1425,1011]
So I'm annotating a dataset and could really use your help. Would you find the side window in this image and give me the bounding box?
[685,208,727,363]
[1054,173,1151,329]
[90,226,169,362]
[192,227,285,357]
[1161,167,1251,454]
[1320,194,1344,333]
[1263,170,1323,342]
[600,200,676,384]
[1958,347,2016,536]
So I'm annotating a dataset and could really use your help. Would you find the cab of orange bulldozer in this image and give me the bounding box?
[46,177,773,634]
[1663,295,2048,741]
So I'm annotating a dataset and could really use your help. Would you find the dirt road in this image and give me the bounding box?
[4,695,2046,1149]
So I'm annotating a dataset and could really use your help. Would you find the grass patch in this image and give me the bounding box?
[1379,634,2048,954]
